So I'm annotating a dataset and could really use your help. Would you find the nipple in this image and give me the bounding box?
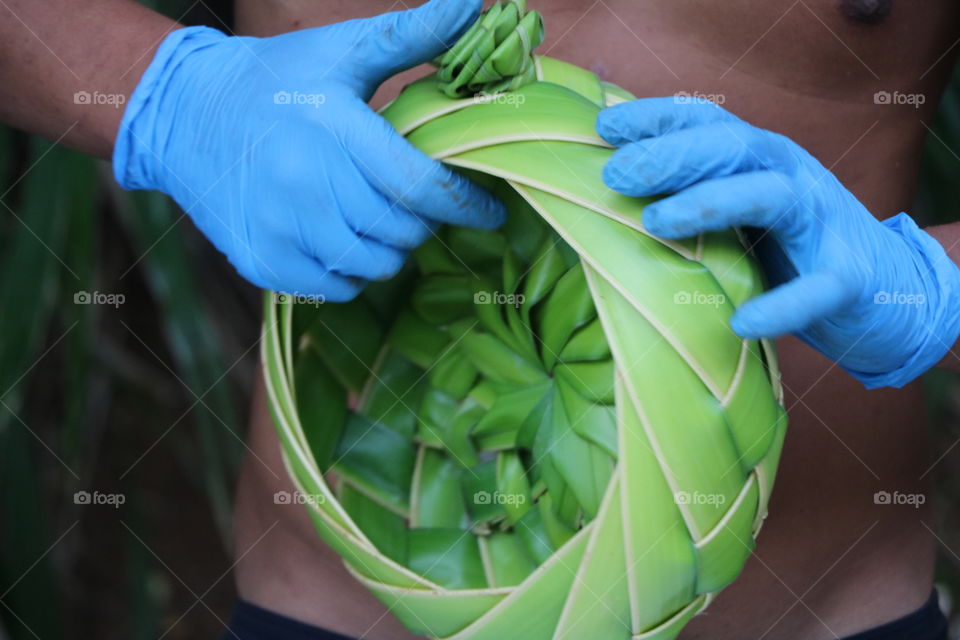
[839,0,892,24]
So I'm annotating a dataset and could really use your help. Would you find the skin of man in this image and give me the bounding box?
[2,0,960,639]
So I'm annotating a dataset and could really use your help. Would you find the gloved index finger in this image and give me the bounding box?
[346,111,506,231]
[596,96,741,146]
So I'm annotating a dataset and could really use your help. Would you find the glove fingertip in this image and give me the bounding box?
[730,310,767,340]
[446,168,508,229]
[601,160,628,192]
[466,190,508,230]
[314,275,365,303]
[640,206,677,240]
[602,157,653,198]
[596,108,627,146]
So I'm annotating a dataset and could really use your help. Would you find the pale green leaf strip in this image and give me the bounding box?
[338,482,409,565]
[381,75,480,136]
[411,446,468,528]
[609,372,697,633]
[282,452,441,590]
[692,473,759,594]
[440,154,696,260]
[721,340,786,471]
[262,296,318,472]
[631,594,707,640]
[697,229,765,309]
[460,330,547,385]
[344,562,512,639]
[547,389,612,519]
[551,472,632,640]
[752,421,788,535]
[760,337,785,404]
[442,525,593,640]
[602,81,638,107]
[534,56,605,107]
[584,266,745,537]
[482,532,537,587]
[512,183,739,397]
[282,298,295,388]
[264,296,403,543]
[558,318,611,363]
[406,82,611,158]
[496,451,532,524]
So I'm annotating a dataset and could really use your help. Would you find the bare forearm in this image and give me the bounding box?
[0,0,178,158]
[925,221,960,374]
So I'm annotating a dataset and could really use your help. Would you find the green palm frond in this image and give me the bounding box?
[263,3,786,638]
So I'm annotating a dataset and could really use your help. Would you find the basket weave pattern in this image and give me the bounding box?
[262,4,787,638]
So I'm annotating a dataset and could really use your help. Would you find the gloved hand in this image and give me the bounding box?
[113,0,504,302]
[597,98,960,389]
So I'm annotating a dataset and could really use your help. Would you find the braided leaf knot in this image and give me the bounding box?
[437,0,545,98]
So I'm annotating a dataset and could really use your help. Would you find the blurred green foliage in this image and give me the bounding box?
[0,2,251,638]
[917,63,960,631]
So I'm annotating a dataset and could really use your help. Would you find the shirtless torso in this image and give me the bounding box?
[229,2,960,638]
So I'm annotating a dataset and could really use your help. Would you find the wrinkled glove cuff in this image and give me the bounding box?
[847,212,960,389]
[112,25,227,192]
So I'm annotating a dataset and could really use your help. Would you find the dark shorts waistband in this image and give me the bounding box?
[221,600,354,640]
[222,590,948,640]
[842,590,947,640]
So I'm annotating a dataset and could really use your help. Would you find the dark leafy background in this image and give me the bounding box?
[0,1,958,638]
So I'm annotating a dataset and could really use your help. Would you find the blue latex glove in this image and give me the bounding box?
[597,98,960,389]
[113,0,504,302]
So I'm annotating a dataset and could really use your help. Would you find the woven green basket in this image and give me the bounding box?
[262,2,787,638]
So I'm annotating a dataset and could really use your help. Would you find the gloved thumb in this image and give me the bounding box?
[348,0,481,92]
[730,270,854,340]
